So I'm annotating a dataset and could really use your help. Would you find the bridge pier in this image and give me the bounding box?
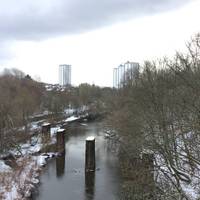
[42,123,51,143]
[56,129,65,154]
[85,136,95,172]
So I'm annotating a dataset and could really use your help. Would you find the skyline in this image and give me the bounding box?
[0,0,199,86]
[113,61,139,88]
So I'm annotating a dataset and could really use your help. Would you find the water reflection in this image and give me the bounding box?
[85,171,95,200]
[56,153,65,178]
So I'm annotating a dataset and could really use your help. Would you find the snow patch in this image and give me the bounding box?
[0,160,12,173]
[36,156,47,166]
[86,136,95,141]
[57,128,65,132]
[4,183,18,200]
[42,122,51,126]
[65,115,80,122]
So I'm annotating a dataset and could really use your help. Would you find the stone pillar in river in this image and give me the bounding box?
[85,136,95,172]
[85,171,95,198]
[56,152,65,177]
[42,122,51,143]
[56,129,65,154]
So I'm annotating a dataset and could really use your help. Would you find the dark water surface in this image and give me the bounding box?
[33,122,120,200]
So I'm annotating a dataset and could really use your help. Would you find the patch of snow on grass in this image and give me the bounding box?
[65,115,80,122]
[29,144,43,153]
[0,160,12,173]
[0,153,58,200]
[36,155,47,166]
[182,183,198,200]
[9,142,43,156]
[30,122,41,131]
[4,183,18,200]
[0,157,38,199]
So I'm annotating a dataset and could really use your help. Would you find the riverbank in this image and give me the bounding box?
[0,113,95,200]
[0,154,57,199]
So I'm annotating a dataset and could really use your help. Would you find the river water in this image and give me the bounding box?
[33,122,121,200]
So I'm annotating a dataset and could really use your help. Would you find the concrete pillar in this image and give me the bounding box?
[85,136,95,172]
[56,129,65,154]
[42,123,51,133]
[85,171,95,198]
[56,152,65,177]
[42,123,51,143]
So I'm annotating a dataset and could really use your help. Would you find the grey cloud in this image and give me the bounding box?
[0,0,191,41]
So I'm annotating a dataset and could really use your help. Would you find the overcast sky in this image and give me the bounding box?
[0,0,199,86]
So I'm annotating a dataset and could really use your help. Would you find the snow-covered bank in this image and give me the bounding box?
[0,124,60,200]
[65,115,80,122]
[0,153,57,200]
[0,112,89,200]
[0,160,12,173]
[64,113,90,123]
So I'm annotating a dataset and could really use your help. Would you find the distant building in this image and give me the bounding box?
[113,61,139,88]
[113,68,118,89]
[59,64,71,86]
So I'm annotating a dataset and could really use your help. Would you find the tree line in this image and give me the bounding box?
[0,69,44,153]
[0,69,111,154]
[107,34,200,199]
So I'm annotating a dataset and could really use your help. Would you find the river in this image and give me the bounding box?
[32,121,121,200]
